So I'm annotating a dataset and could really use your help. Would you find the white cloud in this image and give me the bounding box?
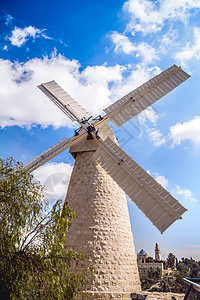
[0,52,160,129]
[138,107,158,126]
[33,162,73,201]
[5,14,13,26]
[110,64,161,102]
[170,116,200,147]
[8,26,50,47]
[175,27,200,67]
[155,174,168,189]
[111,32,135,54]
[111,32,159,63]
[126,92,167,148]
[0,54,121,128]
[147,170,168,188]
[2,45,8,51]
[123,0,200,35]
[173,185,197,202]
[159,27,178,53]
[147,128,166,147]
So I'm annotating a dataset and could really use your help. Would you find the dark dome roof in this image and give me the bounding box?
[139,249,146,255]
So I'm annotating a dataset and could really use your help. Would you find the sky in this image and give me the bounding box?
[0,0,200,260]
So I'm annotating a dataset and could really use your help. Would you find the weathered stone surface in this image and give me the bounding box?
[65,150,141,295]
[143,292,184,300]
[77,291,184,300]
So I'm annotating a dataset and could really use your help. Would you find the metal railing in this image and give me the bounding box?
[184,278,200,300]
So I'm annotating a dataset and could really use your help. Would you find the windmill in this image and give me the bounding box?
[23,65,190,298]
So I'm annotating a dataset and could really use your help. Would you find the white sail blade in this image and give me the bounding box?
[38,80,91,123]
[103,65,190,128]
[23,137,74,173]
[93,137,187,233]
[23,126,89,173]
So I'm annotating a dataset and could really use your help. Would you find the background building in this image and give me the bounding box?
[137,243,163,276]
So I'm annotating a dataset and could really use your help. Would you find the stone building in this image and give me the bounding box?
[137,249,148,263]
[137,243,163,276]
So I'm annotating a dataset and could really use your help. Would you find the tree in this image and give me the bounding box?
[0,157,91,299]
[139,274,151,290]
[146,257,154,263]
[167,253,176,269]
[177,262,188,275]
[147,268,161,280]
[159,277,170,292]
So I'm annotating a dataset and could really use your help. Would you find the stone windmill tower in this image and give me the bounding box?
[24,65,189,299]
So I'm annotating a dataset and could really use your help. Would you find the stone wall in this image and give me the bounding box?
[77,291,184,299]
[143,292,184,300]
[138,262,164,276]
[65,150,141,297]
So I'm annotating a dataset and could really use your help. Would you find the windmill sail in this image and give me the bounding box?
[23,137,74,173]
[93,137,187,233]
[103,65,190,128]
[38,81,91,123]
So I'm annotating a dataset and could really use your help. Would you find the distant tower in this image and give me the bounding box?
[155,242,161,261]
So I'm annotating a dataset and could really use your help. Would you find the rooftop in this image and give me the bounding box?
[139,249,146,255]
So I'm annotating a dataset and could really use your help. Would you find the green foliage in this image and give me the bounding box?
[145,257,154,263]
[139,274,151,290]
[147,268,161,280]
[167,253,176,269]
[140,252,200,293]
[0,157,91,299]
[159,277,170,292]
[140,267,161,290]
[172,257,200,293]
[177,257,200,279]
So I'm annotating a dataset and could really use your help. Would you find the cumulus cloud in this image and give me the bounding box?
[170,116,200,147]
[147,128,166,147]
[2,45,8,51]
[109,64,161,101]
[173,185,197,202]
[8,26,50,47]
[33,162,73,201]
[175,27,200,67]
[138,107,158,126]
[155,174,168,189]
[134,104,167,148]
[111,32,135,54]
[0,51,159,129]
[159,27,178,53]
[111,32,159,63]
[4,14,13,26]
[123,0,200,35]
[147,170,168,188]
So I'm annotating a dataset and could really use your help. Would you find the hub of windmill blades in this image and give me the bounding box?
[74,116,102,140]
[24,64,190,234]
[86,124,101,140]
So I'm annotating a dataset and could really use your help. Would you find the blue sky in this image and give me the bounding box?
[1,0,200,260]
